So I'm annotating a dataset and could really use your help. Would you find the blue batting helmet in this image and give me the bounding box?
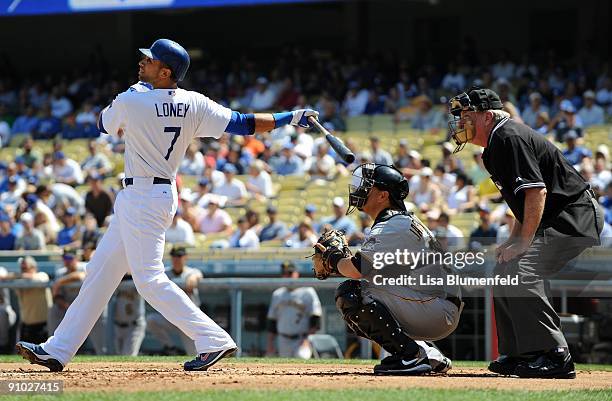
[139,39,190,82]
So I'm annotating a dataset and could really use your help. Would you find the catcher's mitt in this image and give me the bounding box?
[312,229,352,280]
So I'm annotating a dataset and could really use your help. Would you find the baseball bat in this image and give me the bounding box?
[308,116,356,164]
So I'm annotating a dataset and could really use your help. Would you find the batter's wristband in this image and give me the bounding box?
[272,111,293,128]
[327,251,344,274]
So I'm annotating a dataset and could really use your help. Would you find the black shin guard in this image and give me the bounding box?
[335,280,419,356]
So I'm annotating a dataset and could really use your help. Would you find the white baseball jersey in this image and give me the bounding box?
[100,86,231,179]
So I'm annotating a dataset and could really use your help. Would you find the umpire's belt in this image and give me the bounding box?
[279,333,307,340]
[446,296,462,310]
[124,177,172,186]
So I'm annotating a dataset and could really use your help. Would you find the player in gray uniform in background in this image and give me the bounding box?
[316,164,463,375]
[146,246,202,355]
[266,262,322,358]
[111,275,146,356]
[48,248,107,355]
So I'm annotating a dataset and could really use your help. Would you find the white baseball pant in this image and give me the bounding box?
[43,178,235,366]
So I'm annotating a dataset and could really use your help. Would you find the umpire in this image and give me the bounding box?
[448,87,604,379]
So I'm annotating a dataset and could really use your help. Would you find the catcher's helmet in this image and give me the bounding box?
[139,39,190,82]
[348,164,409,214]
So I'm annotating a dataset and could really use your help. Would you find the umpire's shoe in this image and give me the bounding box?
[184,347,237,371]
[16,342,64,372]
[514,347,576,379]
[488,355,522,376]
[374,354,433,375]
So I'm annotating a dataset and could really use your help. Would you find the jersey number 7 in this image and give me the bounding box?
[164,127,182,160]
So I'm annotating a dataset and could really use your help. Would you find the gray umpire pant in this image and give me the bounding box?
[493,191,603,356]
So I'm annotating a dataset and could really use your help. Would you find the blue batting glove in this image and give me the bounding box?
[291,109,319,128]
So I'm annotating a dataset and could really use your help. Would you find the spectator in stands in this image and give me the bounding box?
[411,96,445,132]
[578,90,605,128]
[259,206,287,242]
[550,99,583,142]
[285,218,318,248]
[441,142,464,173]
[270,143,304,176]
[343,82,369,117]
[319,197,356,235]
[594,145,612,189]
[441,62,466,92]
[11,256,52,343]
[165,210,195,246]
[522,92,549,129]
[469,206,498,248]
[192,178,215,208]
[213,164,247,206]
[81,140,113,178]
[197,195,232,235]
[303,204,320,234]
[84,173,114,228]
[179,143,205,176]
[0,213,16,250]
[409,167,440,213]
[51,181,85,213]
[246,160,274,200]
[49,86,73,118]
[11,104,39,135]
[562,130,592,166]
[0,267,17,353]
[0,104,10,146]
[0,176,24,209]
[15,212,45,250]
[394,139,413,169]
[276,78,299,110]
[147,246,202,355]
[33,103,62,140]
[467,150,489,186]
[229,216,260,249]
[56,207,81,247]
[52,151,84,186]
[446,172,476,214]
[496,208,515,245]
[80,213,102,248]
[49,248,106,354]
[310,142,337,179]
[245,209,262,236]
[75,101,97,125]
[369,136,393,165]
[250,77,277,111]
[364,89,385,115]
[534,111,550,135]
[318,96,346,132]
[17,136,42,169]
[437,212,464,248]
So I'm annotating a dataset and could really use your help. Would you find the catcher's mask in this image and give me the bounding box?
[347,163,409,215]
[448,87,503,153]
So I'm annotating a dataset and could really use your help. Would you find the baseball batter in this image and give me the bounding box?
[313,164,462,375]
[16,38,318,372]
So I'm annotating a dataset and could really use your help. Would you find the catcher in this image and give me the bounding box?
[313,164,463,375]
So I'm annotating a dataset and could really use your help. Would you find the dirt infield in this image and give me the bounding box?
[1,361,612,393]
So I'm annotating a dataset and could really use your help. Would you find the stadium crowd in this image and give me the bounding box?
[0,51,611,354]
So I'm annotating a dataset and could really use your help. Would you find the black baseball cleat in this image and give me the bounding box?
[16,342,64,372]
[514,347,576,379]
[488,355,522,376]
[373,354,433,375]
[183,347,237,371]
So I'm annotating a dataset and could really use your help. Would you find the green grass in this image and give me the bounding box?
[1,355,611,371]
[1,389,611,401]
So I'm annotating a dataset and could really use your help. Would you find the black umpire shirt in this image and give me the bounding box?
[481,117,588,228]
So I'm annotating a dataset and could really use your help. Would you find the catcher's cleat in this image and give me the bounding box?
[431,356,452,374]
[514,348,576,379]
[488,355,522,376]
[373,354,433,375]
[183,347,237,371]
[16,342,64,372]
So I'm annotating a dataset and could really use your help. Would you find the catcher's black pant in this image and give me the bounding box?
[493,191,603,356]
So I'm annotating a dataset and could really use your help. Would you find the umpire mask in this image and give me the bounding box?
[448,87,503,153]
